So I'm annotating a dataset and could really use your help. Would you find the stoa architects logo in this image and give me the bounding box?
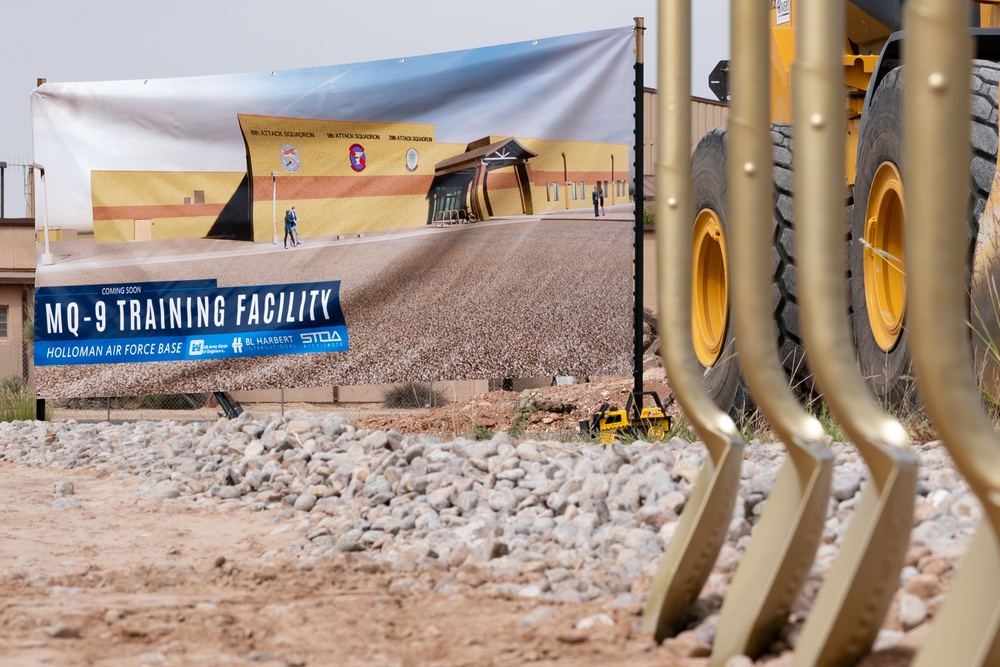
[300,330,344,345]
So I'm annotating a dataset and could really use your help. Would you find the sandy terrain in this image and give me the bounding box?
[2,376,685,667]
[0,461,707,667]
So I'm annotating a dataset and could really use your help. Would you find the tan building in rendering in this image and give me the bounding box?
[239,114,629,242]
[240,115,447,240]
[91,171,249,243]
[88,114,628,245]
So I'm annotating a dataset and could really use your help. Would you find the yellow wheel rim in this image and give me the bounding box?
[647,424,667,441]
[863,161,906,352]
[692,208,730,367]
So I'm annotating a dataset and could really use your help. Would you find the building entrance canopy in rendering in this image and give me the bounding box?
[432,137,538,222]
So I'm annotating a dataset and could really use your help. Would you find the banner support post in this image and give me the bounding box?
[633,16,645,399]
[271,172,279,244]
[33,164,53,265]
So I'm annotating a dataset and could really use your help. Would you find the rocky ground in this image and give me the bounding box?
[0,378,980,666]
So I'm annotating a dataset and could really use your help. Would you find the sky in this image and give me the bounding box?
[0,0,729,219]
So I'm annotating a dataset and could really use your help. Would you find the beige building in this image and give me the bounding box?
[642,89,729,198]
[0,219,36,384]
[91,171,247,244]
[86,115,629,245]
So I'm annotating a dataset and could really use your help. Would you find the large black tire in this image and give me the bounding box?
[691,124,825,419]
[848,62,1000,407]
[691,128,752,417]
[771,124,823,399]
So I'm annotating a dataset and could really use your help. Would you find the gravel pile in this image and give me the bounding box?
[0,410,979,661]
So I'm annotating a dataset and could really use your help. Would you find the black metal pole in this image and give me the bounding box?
[0,162,6,218]
[633,18,645,398]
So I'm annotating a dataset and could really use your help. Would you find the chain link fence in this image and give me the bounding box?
[47,393,223,422]
[17,377,568,423]
[0,295,36,421]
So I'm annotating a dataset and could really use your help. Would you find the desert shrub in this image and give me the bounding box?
[383,382,446,409]
[0,377,42,422]
[0,376,26,393]
[643,205,655,227]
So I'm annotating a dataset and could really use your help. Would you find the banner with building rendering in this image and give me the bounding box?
[30,27,635,397]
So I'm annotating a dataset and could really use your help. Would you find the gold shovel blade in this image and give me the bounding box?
[642,440,743,640]
[709,0,836,659]
[642,2,746,641]
[912,523,1000,666]
[905,0,1000,664]
[789,0,919,663]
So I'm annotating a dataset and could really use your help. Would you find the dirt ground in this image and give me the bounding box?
[1,376,921,666]
[349,373,680,442]
[0,450,710,667]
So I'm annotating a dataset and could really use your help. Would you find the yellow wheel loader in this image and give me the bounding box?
[695,0,1000,415]
[579,391,672,443]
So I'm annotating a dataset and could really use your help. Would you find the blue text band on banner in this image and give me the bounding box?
[34,279,349,366]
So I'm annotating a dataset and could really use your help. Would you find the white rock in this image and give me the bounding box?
[575,612,614,630]
[293,494,317,512]
[898,592,928,630]
[53,480,75,496]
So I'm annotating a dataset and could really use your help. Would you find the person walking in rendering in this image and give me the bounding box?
[598,185,605,216]
[592,186,600,217]
[284,206,300,248]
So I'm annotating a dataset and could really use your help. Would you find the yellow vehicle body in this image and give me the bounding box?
[580,391,672,443]
[595,406,669,444]
[767,2,1000,183]
[693,0,1000,413]
[595,409,632,444]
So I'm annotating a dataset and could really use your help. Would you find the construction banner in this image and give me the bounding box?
[34,279,348,366]
[30,27,636,397]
